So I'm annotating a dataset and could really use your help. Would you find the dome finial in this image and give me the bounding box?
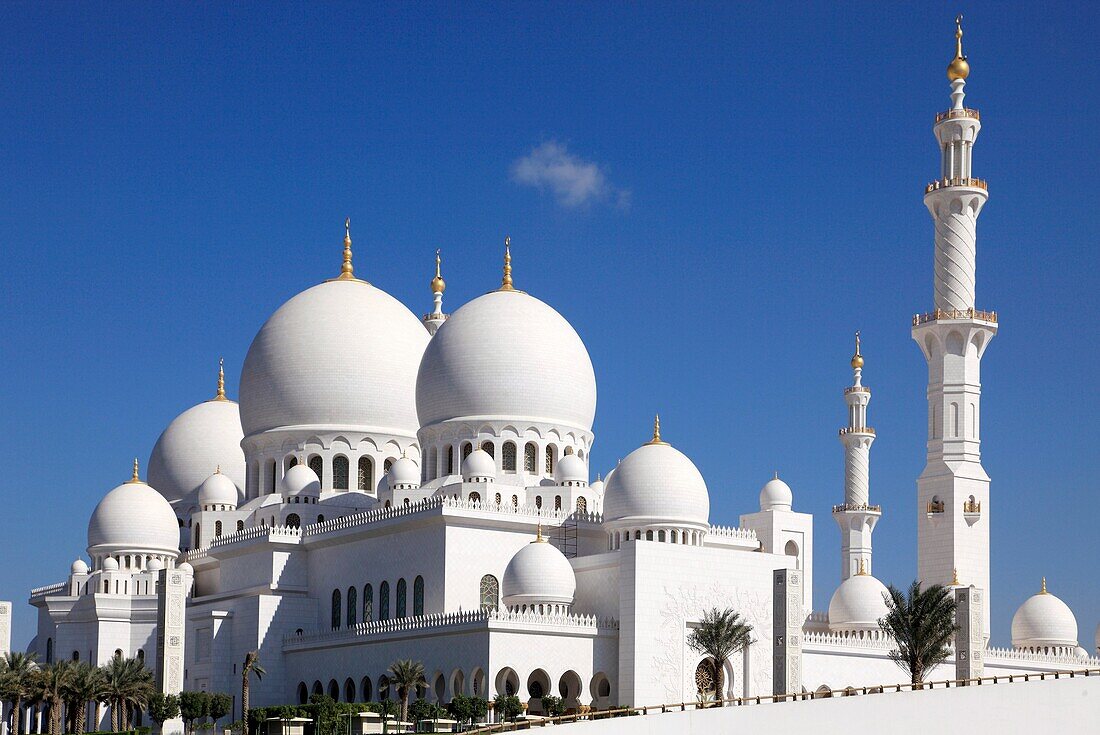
[128,457,141,484]
[857,558,868,576]
[535,521,545,543]
[431,249,446,294]
[646,414,668,445]
[1041,576,1048,594]
[337,218,356,281]
[947,14,970,81]
[952,567,960,586]
[214,357,227,401]
[499,235,515,291]
[215,464,221,474]
[851,330,864,370]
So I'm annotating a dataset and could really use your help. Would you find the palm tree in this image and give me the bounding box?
[241,651,265,735]
[0,652,39,735]
[386,660,426,724]
[686,607,753,706]
[63,662,105,735]
[101,656,154,731]
[33,661,76,735]
[878,580,959,685]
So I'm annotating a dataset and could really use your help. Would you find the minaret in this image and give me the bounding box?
[914,16,997,637]
[423,249,448,335]
[833,332,881,580]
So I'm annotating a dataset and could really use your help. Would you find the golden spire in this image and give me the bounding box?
[850,330,864,369]
[215,465,221,474]
[646,414,668,446]
[535,522,545,543]
[857,558,868,576]
[1040,577,1048,594]
[499,235,515,291]
[951,568,960,586]
[947,14,970,81]
[336,218,356,281]
[214,357,228,401]
[431,249,446,294]
[127,458,141,484]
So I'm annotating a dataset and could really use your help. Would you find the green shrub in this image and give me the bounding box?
[492,695,522,722]
[540,695,565,717]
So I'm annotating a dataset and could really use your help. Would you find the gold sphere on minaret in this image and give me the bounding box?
[947,14,970,81]
[431,249,446,294]
[851,330,864,369]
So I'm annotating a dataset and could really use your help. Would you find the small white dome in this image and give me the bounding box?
[147,559,164,572]
[502,537,576,608]
[148,398,245,504]
[589,478,605,496]
[198,471,239,508]
[1011,582,1079,649]
[71,559,88,575]
[102,557,119,571]
[828,573,890,631]
[555,454,588,485]
[759,475,793,511]
[240,279,429,439]
[461,449,496,481]
[87,477,181,558]
[280,464,321,497]
[388,456,420,487]
[603,441,709,529]
[178,562,194,575]
[416,290,596,432]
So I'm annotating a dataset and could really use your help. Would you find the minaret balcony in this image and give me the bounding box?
[912,308,998,326]
[927,500,946,516]
[844,386,871,395]
[963,499,982,525]
[924,177,987,194]
[832,503,881,514]
[838,427,875,436]
[935,107,980,123]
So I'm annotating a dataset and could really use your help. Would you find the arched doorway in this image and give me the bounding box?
[495,667,519,698]
[557,670,582,712]
[589,672,612,709]
[694,658,724,703]
[525,669,551,714]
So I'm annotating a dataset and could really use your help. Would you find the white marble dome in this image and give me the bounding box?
[102,557,119,571]
[240,279,429,438]
[87,476,180,558]
[416,290,596,431]
[281,464,321,497]
[555,454,588,485]
[198,471,239,508]
[1011,582,1079,650]
[828,573,890,631]
[70,559,88,575]
[759,475,793,511]
[388,456,420,487]
[502,536,576,608]
[147,558,164,572]
[462,449,496,481]
[602,440,710,530]
[148,397,245,504]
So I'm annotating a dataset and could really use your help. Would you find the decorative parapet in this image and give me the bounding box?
[935,107,980,123]
[802,628,895,650]
[283,609,619,649]
[838,427,875,436]
[986,646,1099,667]
[924,177,988,194]
[29,582,66,600]
[832,503,882,513]
[183,525,303,562]
[913,308,997,326]
[844,386,871,395]
[707,525,758,542]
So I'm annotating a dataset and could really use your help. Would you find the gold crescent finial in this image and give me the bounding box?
[499,235,514,291]
[215,357,227,400]
[337,218,356,280]
[128,458,141,483]
[1040,576,1048,594]
[951,568,959,585]
[948,14,970,81]
[431,249,446,294]
[851,330,864,369]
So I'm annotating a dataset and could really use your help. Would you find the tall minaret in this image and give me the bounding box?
[914,16,997,636]
[423,249,448,334]
[833,331,881,580]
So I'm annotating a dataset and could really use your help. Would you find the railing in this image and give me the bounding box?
[935,107,981,123]
[963,500,981,514]
[913,308,998,325]
[707,525,759,542]
[987,646,1100,666]
[466,667,1100,734]
[925,177,988,194]
[844,386,871,395]
[832,503,881,513]
[927,501,946,514]
[838,427,875,436]
[29,582,66,599]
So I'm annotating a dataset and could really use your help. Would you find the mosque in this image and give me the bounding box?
[13,18,1100,733]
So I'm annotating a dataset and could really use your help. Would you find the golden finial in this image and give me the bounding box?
[127,458,141,484]
[646,414,668,445]
[215,465,221,474]
[214,357,227,401]
[951,568,960,586]
[857,558,868,576]
[336,218,356,281]
[947,14,970,81]
[431,249,446,294]
[1040,577,1048,594]
[535,522,545,543]
[496,235,516,291]
[851,330,864,369]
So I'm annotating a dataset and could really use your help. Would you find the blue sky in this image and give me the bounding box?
[1,1,1097,650]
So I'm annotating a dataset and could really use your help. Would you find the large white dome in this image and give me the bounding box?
[416,290,596,431]
[1011,582,1079,649]
[88,473,181,558]
[502,536,576,608]
[240,279,429,438]
[602,439,709,529]
[828,572,890,631]
[148,397,245,504]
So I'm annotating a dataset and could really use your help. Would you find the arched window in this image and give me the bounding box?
[502,442,517,471]
[347,586,358,627]
[45,638,53,664]
[462,442,473,460]
[481,441,495,458]
[361,676,372,702]
[317,514,324,523]
[470,491,481,503]
[268,460,277,494]
[328,680,339,701]
[214,521,223,538]
[363,583,373,621]
[413,576,424,616]
[379,581,390,620]
[286,513,300,529]
[308,456,324,485]
[480,575,499,611]
[784,540,800,569]
[447,446,455,475]
[554,495,562,510]
[384,458,395,474]
[545,446,555,474]
[524,443,537,473]
[564,446,574,456]
[358,456,374,492]
[535,496,543,509]
[297,682,308,704]
[396,578,407,618]
[576,497,587,513]
[494,492,502,505]
[286,455,298,470]
[194,523,201,547]
[511,495,518,507]
[333,456,350,490]
[236,520,244,533]
[71,650,79,661]
[331,588,342,629]
[345,678,355,703]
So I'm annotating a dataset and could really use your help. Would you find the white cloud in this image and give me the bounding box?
[510,141,628,209]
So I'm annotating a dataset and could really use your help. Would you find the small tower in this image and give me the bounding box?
[914,16,997,638]
[833,332,881,580]
[423,249,448,335]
